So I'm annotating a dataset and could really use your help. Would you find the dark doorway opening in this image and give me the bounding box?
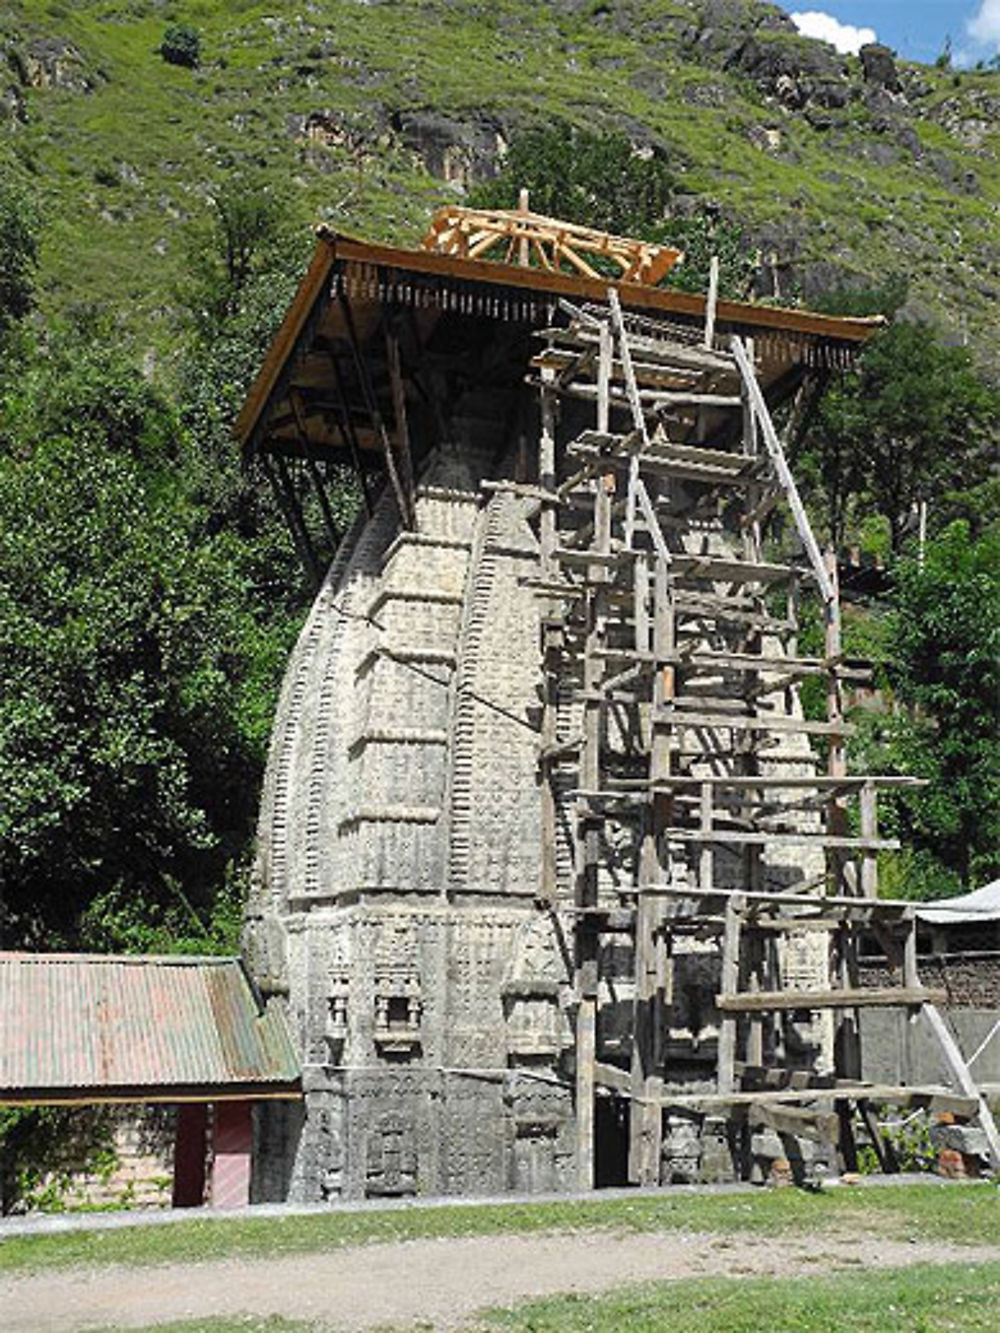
[594,1093,630,1187]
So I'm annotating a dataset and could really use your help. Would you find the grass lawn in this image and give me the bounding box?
[481,1261,1000,1332]
[1,1182,997,1275]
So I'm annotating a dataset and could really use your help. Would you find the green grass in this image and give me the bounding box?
[479,1263,1000,1332]
[1,1183,998,1275]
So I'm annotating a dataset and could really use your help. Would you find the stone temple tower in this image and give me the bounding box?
[239,212,957,1201]
[247,441,578,1200]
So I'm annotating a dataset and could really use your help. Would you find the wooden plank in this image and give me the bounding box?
[667,554,802,584]
[549,378,742,409]
[637,884,915,915]
[654,1086,978,1115]
[921,1003,1000,1170]
[717,986,944,1013]
[654,710,854,738]
[749,1102,840,1143]
[732,336,835,602]
[595,1061,632,1095]
[539,325,738,374]
[646,774,923,791]
[664,831,898,851]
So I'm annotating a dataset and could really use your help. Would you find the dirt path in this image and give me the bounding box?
[4,1229,997,1332]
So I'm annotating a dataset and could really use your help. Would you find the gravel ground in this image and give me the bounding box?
[4,1227,998,1332]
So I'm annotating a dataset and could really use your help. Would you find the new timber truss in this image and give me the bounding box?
[530,291,1000,1186]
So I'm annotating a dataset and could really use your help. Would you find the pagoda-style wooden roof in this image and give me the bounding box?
[234,225,882,467]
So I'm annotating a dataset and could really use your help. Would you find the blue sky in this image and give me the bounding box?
[789,2,1000,66]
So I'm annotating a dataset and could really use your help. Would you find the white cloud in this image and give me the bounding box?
[968,0,1000,45]
[790,11,878,55]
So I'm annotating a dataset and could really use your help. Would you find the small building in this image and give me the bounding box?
[858,883,1000,1095]
[0,952,301,1210]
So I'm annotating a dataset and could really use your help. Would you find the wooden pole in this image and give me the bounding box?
[717,894,744,1095]
[704,254,720,350]
[539,366,559,909]
[385,327,417,527]
[263,453,321,589]
[518,188,530,268]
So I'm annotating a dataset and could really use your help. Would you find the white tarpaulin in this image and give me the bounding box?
[915,880,1000,925]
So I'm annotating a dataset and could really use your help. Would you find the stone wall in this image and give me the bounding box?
[859,952,1000,1011]
[10,1106,174,1214]
[859,1007,1000,1087]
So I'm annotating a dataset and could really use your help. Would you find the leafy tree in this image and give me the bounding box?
[799,322,997,550]
[650,210,754,299]
[0,316,298,951]
[160,23,200,69]
[885,521,1000,890]
[472,120,676,238]
[180,179,290,335]
[470,121,752,296]
[857,522,1000,900]
[0,173,39,338]
[811,273,909,320]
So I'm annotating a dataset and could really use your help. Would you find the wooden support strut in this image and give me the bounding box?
[337,287,413,529]
[731,336,835,603]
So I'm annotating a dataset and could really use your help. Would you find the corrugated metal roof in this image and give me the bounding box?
[0,954,301,1104]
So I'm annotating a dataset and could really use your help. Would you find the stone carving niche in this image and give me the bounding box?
[374,967,422,1060]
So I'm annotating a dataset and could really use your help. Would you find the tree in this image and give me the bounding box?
[800,322,997,550]
[180,179,289,335]
[160,24,200,69]
[469,121,752,296]
[0,173,38,338]
[0,315,299,951]
[471,120,676,238]
[878,521,1000,895]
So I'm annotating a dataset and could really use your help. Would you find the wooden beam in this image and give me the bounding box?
[921,1003,1000,1170]
[338,287,413,529]
[717,986,945,1013]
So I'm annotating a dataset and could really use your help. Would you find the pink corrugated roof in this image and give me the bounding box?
[0,953,300,1103]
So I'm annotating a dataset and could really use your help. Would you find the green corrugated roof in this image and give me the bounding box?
[0,953,301,1104]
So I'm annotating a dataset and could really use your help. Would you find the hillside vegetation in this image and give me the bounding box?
[3,0,1000,356]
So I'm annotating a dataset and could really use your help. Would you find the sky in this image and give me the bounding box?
[789,2,1000,66]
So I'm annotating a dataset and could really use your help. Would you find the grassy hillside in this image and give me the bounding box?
[3,0,1000,360]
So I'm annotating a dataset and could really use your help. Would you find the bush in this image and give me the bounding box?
[160,23,200,69]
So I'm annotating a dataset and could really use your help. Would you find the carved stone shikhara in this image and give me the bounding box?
[244,402,827,1199]
[246,439,582,1200]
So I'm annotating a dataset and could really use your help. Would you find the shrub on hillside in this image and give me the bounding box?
[160,23,200,69]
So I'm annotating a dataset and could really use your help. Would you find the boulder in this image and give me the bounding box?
[930,1122,990,1157]
[860,43,901,94]
[391,110,506,189]
[10,37,95,93]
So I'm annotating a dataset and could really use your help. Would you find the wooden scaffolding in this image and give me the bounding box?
[530,292,1000,1187]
